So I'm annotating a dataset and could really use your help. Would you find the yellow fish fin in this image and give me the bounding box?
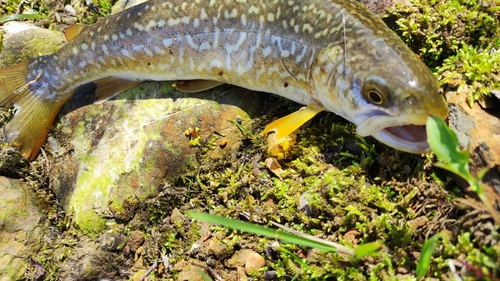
[64,24,88,41]
[93,77,142,104]
[0,61,67,160]
[173,79,225,93]
[261,100,325,140]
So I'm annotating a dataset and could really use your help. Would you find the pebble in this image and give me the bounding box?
[245,252,266,275]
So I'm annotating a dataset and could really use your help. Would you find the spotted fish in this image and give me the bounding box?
[0,0,448,160]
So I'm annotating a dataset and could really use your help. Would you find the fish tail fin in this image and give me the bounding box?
[0,61,64,160]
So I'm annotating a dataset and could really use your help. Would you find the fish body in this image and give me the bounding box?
[0,0,448,160]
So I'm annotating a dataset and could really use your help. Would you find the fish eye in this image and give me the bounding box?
[368,90,383,104]
[363,79,389,106]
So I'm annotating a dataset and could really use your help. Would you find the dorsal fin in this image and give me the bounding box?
[93,77,142,104]
[65,24,88,41]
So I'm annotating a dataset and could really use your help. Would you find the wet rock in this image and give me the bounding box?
[0,177,44,280]
[245,252,266,275]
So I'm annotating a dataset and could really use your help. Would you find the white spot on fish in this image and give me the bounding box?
[162,38,173,48]
[121,49,133,58]
[248,6,259,14]
[181,17,190,24]
[267,13,275,22]
[102,44,109,55]
[199,41,211,51]
[146,20,157,31]
[158,20,165,28]
[79,61,87,68]
[126,28,132,36]
[225,8,238,19]
[213,28,220,49]
[295,45,308,62]
[112,34,118,40]
[200,8,208,20]
[193,18,200,28]
[154,46,166,55]
[72,47,79,55]
[302,23,313,33]
[132,45,144,52]
[262,46,272,57]
[133,22,144,31]
[144,48,153,57]
[210,60,223,69]
[168,18,180,26]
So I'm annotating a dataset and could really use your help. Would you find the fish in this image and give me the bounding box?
[0,0,448,161]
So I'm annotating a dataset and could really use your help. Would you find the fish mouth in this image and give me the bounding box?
[356,114,430,153]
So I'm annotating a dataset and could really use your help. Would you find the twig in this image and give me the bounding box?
[139,259,158,281]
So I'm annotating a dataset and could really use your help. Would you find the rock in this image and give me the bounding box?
[100,233,129,251]
[446,90,500,200]
[0,177,44,280]
[208,242,230,259]
[226,249,256,268]
[177,260,209,281]
[50,84,266,234]
[0,22,65,67]
[170,208,185,225]
[128,230,145,252]
[245,252,266,275]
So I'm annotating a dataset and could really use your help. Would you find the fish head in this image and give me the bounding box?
[314,33,448,154]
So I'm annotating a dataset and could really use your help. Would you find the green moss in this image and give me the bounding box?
[385,0,500,105]
[438,44,500,106]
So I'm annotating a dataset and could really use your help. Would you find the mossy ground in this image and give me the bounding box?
[0,0,499,280]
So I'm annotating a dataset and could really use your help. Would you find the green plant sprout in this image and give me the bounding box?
[187,211,381,259]
[415,231,447,279]
[426,115,500,225]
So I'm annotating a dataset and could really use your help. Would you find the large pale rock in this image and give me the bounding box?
[50,83,266,234]
[0,177,44,280]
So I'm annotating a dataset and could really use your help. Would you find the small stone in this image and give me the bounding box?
[173,260,187,271]
[170,208,185,225]
[177,260,208,281]
[208,242,230,259]
[100,233,129,251]
[245,252,265,275]
[237,266,248,281]
[226,249,255,268]
[128,230,145,252]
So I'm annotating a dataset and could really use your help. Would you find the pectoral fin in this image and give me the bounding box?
[65,24,88,41]
[93,77,142,104]
[173,80,225,93]
[261,100,325,140]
